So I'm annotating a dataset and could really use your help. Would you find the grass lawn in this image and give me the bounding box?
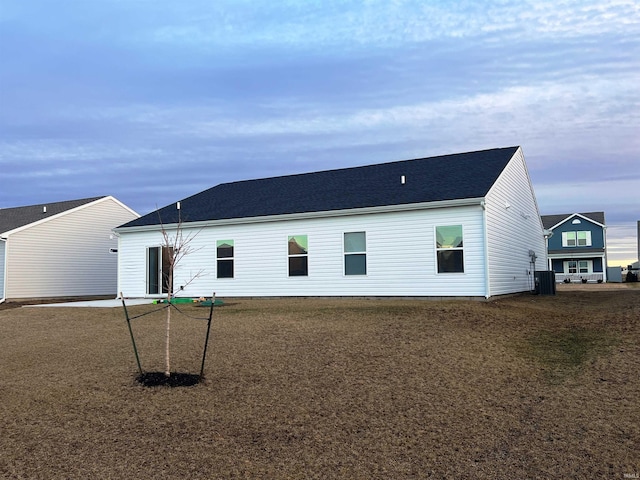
[1,287,639,479]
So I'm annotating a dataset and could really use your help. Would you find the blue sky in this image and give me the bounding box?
[1,0,638,265]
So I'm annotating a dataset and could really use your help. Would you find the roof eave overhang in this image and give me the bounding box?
[114,197,486,233]
[547,252,606,259]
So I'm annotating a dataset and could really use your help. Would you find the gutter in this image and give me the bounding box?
[114,197,486,234]
[110,230,122,299]
[0,237,5,304]
[602,225,608,282]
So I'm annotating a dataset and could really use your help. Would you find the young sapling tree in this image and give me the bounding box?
[159,209,204,377]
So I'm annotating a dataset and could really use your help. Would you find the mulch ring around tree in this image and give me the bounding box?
[135,372,203,387]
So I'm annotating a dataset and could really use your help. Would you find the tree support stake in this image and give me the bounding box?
[200,292,215,379]
[121,292,143,376]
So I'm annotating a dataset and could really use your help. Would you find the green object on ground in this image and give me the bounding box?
[170,297,197,304]
[151,297,223,306]
[196,299,224,307]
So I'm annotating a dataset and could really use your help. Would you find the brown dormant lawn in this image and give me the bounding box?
[1,285,638,479]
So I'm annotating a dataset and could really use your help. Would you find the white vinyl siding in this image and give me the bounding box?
[4,197,138,299]
[117,206,487,298]
[484,148,547,297]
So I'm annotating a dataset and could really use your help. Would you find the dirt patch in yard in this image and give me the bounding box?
[556,281,638,291]
[0,287,638,479]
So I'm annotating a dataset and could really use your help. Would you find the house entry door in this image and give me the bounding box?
[147,246,173,295]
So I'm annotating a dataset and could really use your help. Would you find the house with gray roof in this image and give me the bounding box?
[114,146,547,299]
[540,211,608,283]
[0,196,138,302]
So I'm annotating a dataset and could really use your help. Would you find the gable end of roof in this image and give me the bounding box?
[0,196,107,235]
[541,212,606,230]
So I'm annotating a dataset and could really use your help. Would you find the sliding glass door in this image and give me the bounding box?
[147,246,173,295]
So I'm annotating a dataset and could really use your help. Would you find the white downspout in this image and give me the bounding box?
[544,229,553,271]
[602,225,608,283]
[481,200,490,299]
[111,230,121,299]
[0,237,6,304]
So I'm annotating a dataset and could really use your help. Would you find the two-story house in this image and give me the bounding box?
[541,212,607,283]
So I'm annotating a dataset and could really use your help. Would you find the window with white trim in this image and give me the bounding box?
[344,232,366,275]
[577,231,591,246]
[565,260,592,274]
[436,225,464,273]
[562,231,591,247]
[216,240,234,278]
[288,235,308,276]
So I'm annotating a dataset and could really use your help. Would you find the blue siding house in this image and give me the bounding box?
[541,212,607,283]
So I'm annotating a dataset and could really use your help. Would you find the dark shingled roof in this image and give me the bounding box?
[120,147,520,228]
[541,212,606,229]
[0,197,105,235]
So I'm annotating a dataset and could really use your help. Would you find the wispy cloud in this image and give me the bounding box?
[142,0,640,51]
[606,224,638,266]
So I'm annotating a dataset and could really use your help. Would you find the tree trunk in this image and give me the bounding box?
[165,301,171,377]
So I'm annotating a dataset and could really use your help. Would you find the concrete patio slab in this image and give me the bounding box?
[26,298,155,308]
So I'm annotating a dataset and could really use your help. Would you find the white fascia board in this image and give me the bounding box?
[573,212,606,228]
[486,146,545,231]
[548,218,571,230]
[485,147,522,199]
[106,195,140,218]
[114,197,486,234]
[517,147,545,230]
[1,196,123,237]
[549,213,606,231]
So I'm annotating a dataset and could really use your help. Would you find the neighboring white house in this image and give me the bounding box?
[114,146,547,299]
[0,196,139,301]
